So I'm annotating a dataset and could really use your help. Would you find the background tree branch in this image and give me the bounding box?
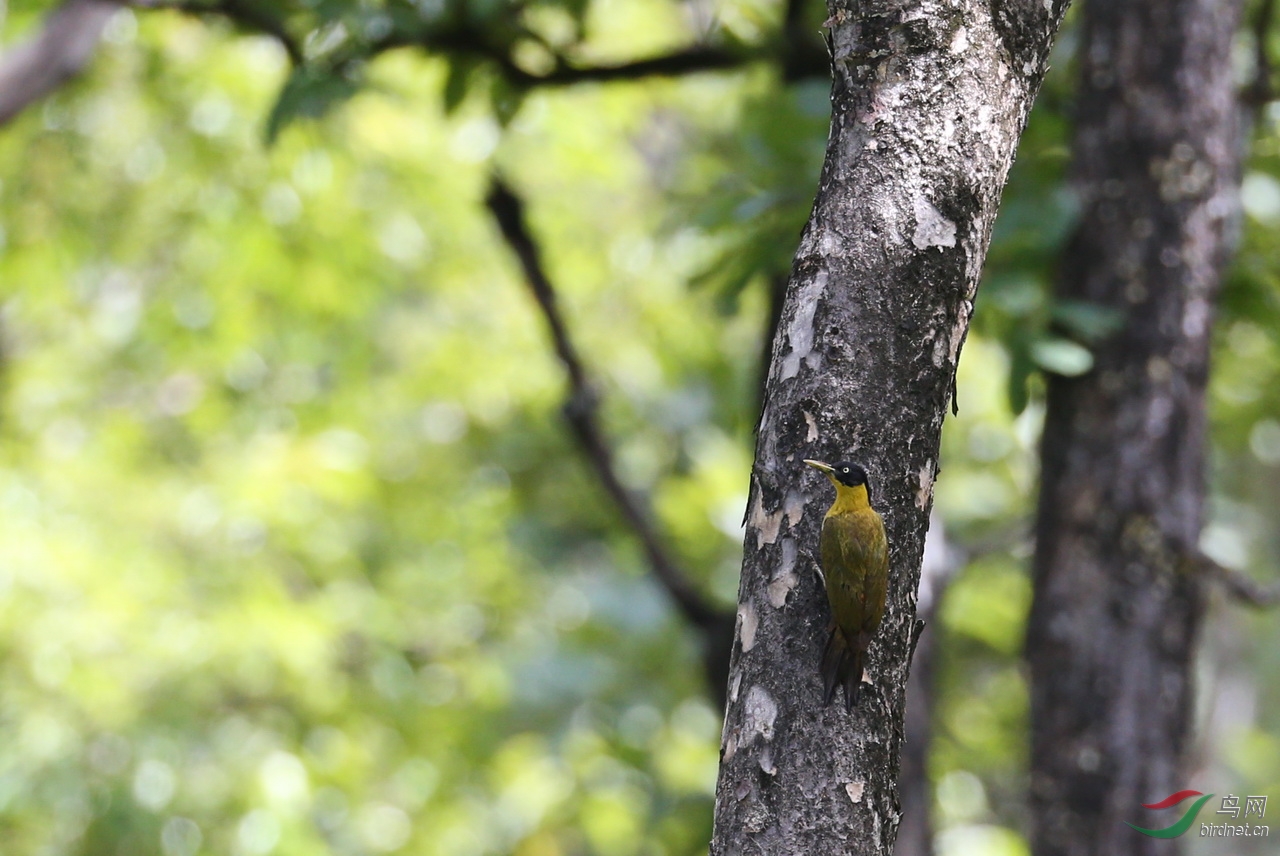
[484,175,736,702]
[1198,553,1280,607]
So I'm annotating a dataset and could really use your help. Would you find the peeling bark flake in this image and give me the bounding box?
[803,410,820,442]
[738,602,759,652]
[767,571,799,608]
[784,490,807,529]
[779,537,798,575]
[749,491,784,548]
[915,461,936,509]
[760,745,777,776]
[768,538,801,607]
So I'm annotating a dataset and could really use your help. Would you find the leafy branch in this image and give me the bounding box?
[128,0,828,136]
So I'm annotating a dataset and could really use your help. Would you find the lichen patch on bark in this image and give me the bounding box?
[780,272,828,380]
[911,193,958,249]
[743,685,778,743]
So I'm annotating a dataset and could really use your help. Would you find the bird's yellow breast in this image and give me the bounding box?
[825,483,872,518]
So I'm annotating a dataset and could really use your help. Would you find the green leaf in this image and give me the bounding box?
[491,78,528,127]
[442,57,479,115]
[986,274,1044,317]
[1007,341,1034,415]
[1031,338,1094,376]
[264,65,359,144]
[1051,300,1123,342]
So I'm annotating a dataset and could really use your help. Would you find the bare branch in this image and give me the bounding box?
[532,45,827,86]
[0,0,116,128]
[1198,553,1280,607]
[484,175,732,639]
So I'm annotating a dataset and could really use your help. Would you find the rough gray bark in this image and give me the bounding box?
[0,0,115,128]
[1025,1,1244,854]
[710,2,1068,853]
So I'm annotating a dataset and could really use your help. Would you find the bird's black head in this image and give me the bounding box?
[830,461,869,489]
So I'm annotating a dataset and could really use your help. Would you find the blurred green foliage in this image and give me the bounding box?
[0,1,1278,855]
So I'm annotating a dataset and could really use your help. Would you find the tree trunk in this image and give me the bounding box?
[709,2,1067,853]
[1025,1,1243,854]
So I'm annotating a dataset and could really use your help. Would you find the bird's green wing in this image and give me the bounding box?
[861,512,889,635]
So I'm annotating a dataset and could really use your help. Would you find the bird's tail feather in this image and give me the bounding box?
[821,626,863,712]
